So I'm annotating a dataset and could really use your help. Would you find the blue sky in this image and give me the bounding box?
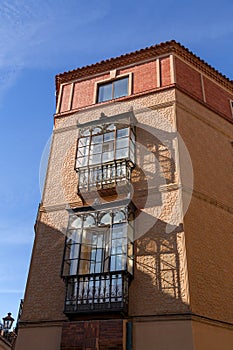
[0,0,232,326]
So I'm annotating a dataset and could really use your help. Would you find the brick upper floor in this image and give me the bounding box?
[55,41,233,123]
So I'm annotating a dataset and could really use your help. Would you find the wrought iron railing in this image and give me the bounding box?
[77,160,133,192]
[64,271,130,314]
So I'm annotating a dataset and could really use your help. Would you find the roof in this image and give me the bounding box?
[55,40,233,95]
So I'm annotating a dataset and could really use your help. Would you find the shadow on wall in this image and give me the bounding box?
[130,214,190,316]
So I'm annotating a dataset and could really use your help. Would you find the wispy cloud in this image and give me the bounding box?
[0,0,109,99]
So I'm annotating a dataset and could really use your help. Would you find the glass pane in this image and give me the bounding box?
[130,148,135,163]
[82,129,90,137]
[103,141,114,153]
[115,255,125,270]
[116,138,128,149]
[112,225,126,241]
[102,151,114,162]
[77,146,88,157]
[89,153,101,165]
[70,243,80,259]
[80,244,92,260]
[92,135,103,144]
[128,242,133,256]
[130,139,135,151]
[79,259,91,274]
[104,132,114,142]
[131,131,135,142]
[114,77,128,99]
[106,124,115,131]
[127,257,133,275]
[67,230,82,245]
[76,157,88,167]
[116,148,128,159]
[69,216,82,229]
[113,212,126,224]
[98,83,112,102]
[128,223,134,242]
[92,127,102,135]
[70,259,78,275]
[117,128,129,138]
[83,215,95,227]
[78,137,90,147]
[90,144,102,154]
[100,212,111,225]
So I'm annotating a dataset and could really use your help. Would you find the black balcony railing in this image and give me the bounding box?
[77,160,133,192]
[64,271,130,314]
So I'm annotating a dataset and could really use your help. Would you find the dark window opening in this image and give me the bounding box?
[97,77,129,103]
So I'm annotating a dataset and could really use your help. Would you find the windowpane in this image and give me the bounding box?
[76,157,88,167]
[113,78,128,99]
[92,127,102,135]
[70,243,80,260]
[67,229,82,244]
[90,144,102,154]
[89,153,101,165]
[102,141,114,152]
[83,215,95,227]
[69,217,82,229]
[102,151,114,162]
[98,83,112,102]
[130,131,135,143]
[104,132,114,142]
[79,259,91,274]
[70,259,78,275]
[92,135,103,144]
[116,148,128,159]
[77,146,88,157]
[116,138,128,149]
[117,128,129,138]
[100,212,111,225]
[78,137,90,147]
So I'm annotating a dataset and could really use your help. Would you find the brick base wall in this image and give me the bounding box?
[60,319,125,350]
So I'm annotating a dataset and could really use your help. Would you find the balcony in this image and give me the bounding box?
[77,160,133,196]
[64,271,130,314]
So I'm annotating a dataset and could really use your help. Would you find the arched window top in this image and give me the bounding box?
[92,126,102,135]
[113,209,126,223]
[69,216,82,229]
[99,212,111,226]
[83,214,96,227]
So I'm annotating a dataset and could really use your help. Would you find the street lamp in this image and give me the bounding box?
[2,313,14,331]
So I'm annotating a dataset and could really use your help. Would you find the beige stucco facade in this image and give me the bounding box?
[15,41,233,349]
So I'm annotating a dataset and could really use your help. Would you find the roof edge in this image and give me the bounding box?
[55,40,233,94]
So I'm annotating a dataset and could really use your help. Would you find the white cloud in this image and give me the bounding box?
[0,0,109,99]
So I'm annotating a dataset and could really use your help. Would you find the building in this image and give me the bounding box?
[15,41,233,350]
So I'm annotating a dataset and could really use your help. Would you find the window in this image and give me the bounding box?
[62,201,135,313]
[75,120,135,191]
[62,205,134,277]
[97,76,129,103]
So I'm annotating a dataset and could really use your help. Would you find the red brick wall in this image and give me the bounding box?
[119,61,157,94]
[203,76,232,118]
[60,319,125,350]
[58,59,163,113]
[175,57,233,120]
[175,57,203,100]
[161,57,171,87]
[60,84,72,112]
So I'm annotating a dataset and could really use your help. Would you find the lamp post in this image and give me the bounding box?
[2,313,14,332]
